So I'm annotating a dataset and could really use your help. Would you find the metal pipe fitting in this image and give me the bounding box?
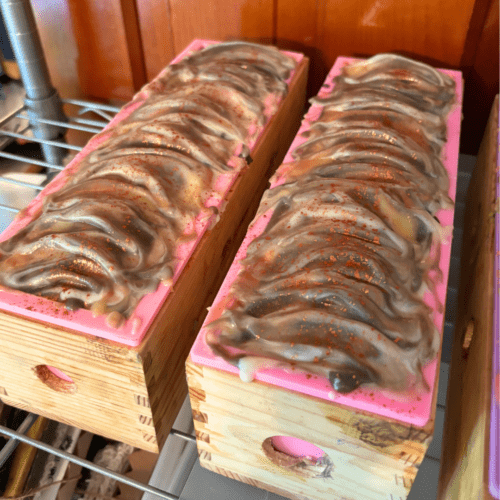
[0,0,68,167]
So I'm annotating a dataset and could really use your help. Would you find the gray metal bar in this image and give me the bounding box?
[0,0,52,99]
[0,424,179,500]
[0,150,64,170]
[0,0,68,166]
[78,107,114,122]
[0,413,38,467]
[62,99,122,113]
[0,175,44,190]
[16,114,101,134]
[0,203,20,213]
[71,117,109,129]
[170,429,197,443]
[0,129,83,151]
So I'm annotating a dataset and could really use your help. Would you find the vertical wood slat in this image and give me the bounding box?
[118,0,147,92]
[437,96,498,500]
[274,0,498,154]
[30,0,83,100]
[460,0,499,154]
[168,0,274,55]
[27,0,498,153]
[65,0,141,101]
[276,0,477,69]
[135,0,175,82]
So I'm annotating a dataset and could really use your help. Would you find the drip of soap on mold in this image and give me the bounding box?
[238,357,281,382]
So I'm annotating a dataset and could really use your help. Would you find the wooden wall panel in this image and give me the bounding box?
[276,0,478,97]
[460,0,499,154]
[119,0,148,92]
[134,0,275,86]
[30,0,83,100]
[168,0,274,56]
[136,0,175,81]
[66,0,138,101]
[275,0,328,98]
[22,0,500,152]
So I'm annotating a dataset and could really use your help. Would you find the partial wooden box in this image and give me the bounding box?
[187,357,442,500]
[0,41,309,452]
[437,95,499,500]
[186,57,463,500]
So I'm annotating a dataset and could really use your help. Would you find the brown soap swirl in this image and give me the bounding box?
[206,54,455,394]
[0,42,296,320]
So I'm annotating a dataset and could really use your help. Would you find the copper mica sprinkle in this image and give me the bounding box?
[207,53,455,395]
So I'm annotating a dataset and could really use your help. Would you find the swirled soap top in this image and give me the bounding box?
[205,54,456,395]
[0,42,297,326]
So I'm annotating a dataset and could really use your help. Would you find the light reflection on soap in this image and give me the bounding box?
[206,54,456,395]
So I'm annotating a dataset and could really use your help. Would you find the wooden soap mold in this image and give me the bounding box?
[187,57,463,500]
[190,57,463,427]
[437,96,499,500]
[0,41,309,452]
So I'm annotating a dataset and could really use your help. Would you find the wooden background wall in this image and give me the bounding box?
[30,0,498,154]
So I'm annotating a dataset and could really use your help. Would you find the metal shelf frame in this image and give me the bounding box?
[0,417,195,500]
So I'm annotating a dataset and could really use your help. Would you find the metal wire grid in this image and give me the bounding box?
[0,98,119,213]
[0,418,196,500]
[0,100,199,500]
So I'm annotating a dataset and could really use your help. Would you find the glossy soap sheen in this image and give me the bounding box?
[190,56,463,427]
[0,40,303,346]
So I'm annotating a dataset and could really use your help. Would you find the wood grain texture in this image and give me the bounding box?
[119,0,148,91]
[30,0,83,100]
[437,96,499,500]
[135,0,175,81]
[66,0,136,101]
[187,353,440,500]
[168,0,274,55]
[0,57,308,452]
[275,0,485,113]
[460,0,499,154]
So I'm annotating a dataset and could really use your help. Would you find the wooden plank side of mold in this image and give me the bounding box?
[138,57,310,451]
[437,95,499,500]
[186,356,434,500]
[0,308,155,450]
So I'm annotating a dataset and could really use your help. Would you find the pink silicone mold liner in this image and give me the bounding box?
[191,56,463,427]
[0,40,303,347]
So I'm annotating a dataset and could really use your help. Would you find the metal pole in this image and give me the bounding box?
[0,0,68,167]
[0,413,38,467]
[0,424,179,500]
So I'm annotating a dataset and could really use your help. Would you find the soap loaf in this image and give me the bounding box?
[205,54,456,395]
[0,42,296,325]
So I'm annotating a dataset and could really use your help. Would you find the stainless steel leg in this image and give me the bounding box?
[0,0,67,167]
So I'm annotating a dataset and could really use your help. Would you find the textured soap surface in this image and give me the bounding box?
[0,42,297,329]
[205,54,456,395]
[191,57,462,426]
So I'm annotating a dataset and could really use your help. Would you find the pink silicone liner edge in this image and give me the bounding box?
[190,56,463,427]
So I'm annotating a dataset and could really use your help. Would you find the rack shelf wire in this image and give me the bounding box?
[0,99,199,500]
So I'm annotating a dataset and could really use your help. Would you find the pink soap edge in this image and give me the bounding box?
[0,40,303,347]
[190,56,463,427]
